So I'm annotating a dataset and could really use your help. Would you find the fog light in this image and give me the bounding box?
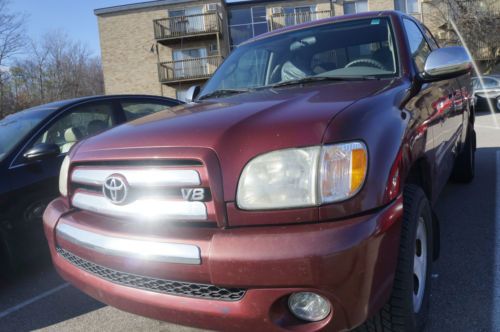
[288,292,331,322]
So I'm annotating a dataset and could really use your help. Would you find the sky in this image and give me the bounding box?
[8,0,162,59]
[8,0,245,61]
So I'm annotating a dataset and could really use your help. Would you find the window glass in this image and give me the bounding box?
[122,102,171,121]
[229,8,252,25]
[219,49,270,89]
[343,2,356,14]
[169,9,185,17]
[394,0,405,12]
[356,0,368,12]
[230,25,253,47]
[252,6,266,23]
[395,0,420,13]
[482,78,499,89]
[229,7,269,47]
[200,18,398,99]
[344,1,367,14]
[33,103,115,153]
[403,19,431,72]
[0,108,53,161]
[253,22,268,36]
[407,0,419,13]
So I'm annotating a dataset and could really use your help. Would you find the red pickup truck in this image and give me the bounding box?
[44,11,474,331]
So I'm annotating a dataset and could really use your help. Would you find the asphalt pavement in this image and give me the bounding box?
[1,111,500,332]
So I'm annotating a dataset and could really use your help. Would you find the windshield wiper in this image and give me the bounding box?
[269,75,381,88]
[197,89,250,101]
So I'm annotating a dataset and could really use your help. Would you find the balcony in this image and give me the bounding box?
[158,56,222,84]
[154,12,222,43]
[269,10,333,31]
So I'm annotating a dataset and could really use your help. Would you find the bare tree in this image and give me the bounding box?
[7,31,104,111]
[0,0,24,117]
[423,0,500,73]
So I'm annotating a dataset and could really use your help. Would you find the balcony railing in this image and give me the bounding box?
[158,56,222,83]
[154,12,222,40]
[269,10,333,31]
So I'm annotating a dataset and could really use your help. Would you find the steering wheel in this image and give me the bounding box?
[345,58,385,70]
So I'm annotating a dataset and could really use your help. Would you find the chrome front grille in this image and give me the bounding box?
[56,247,246,301]
[70,163,210,221]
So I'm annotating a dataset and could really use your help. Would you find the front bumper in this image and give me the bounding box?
[44,196,403,332]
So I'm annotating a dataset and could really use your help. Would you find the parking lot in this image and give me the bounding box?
[0,111,499,332]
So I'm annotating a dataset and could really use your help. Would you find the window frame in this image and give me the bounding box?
[228,6,269,49]
[395,0,420,14]
[343,0,368,15]
[402,17,433,74]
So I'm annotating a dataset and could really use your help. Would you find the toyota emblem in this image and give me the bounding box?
[103,174,128,205]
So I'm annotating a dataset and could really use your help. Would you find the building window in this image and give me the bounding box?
[343,1,368,14]
[283,6,316,26]
[168,6,204,33]
[229,6,269,48]
[173,48,208,78]
[395,0,420,14]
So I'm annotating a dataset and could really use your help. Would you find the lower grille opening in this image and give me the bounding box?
[56,247,246,301]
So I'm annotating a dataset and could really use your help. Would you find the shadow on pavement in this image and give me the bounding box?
[0,251,105,331]
[426,146,499,331]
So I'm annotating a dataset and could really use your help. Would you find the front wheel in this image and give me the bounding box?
[358,185,433,332]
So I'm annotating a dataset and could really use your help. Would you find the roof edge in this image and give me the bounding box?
[94,0,203,16]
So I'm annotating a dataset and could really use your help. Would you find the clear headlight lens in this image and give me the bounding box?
[236,147,320,210]
[236,142,367,210]
[59,156,71,197]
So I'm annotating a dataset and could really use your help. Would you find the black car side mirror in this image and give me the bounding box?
[23,143,61,161]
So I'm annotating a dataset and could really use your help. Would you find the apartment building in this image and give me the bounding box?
[93,0,436,100]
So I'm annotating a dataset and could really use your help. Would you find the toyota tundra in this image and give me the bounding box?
[43,11,474,331]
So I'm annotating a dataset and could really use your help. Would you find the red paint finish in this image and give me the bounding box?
[44,11,472,332]
[45,196,403,331]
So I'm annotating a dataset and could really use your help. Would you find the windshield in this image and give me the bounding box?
[0,108,54,161]
[199,17,398,99]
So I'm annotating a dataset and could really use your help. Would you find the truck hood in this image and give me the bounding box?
[76,80,390,200]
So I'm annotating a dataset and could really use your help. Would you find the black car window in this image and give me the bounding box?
[403,18,432,73]
[0,108,54,161]
[33,102,115,153]
[121,101,174,121]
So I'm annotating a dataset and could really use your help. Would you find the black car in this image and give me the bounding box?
[0,95,182,274]
[472,75,500,112]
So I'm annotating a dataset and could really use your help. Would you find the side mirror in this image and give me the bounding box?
[23,143,60,161]
[422,46,472,82]
[185,85,201,103]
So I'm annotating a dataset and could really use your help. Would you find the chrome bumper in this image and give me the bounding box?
[56,223,201,264]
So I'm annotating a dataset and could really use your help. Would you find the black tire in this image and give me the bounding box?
[451,126,475,183]
[357,185,433,332]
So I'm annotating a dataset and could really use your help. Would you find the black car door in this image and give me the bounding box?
[5,100,119,260]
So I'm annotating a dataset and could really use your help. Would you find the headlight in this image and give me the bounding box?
[59,156,71,197]
[320,142,367,203]
[236,147,320,210]
[236,142,367,210]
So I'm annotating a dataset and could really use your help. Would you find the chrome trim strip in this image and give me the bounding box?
[72,192,207,220]
[56,223,201,264]
[72,168,201,186]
